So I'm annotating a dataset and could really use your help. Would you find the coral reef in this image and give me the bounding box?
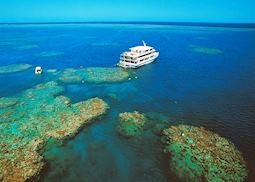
[117,111,146,137]
[58,67,130,84]
[45,97,109,139]
[0,81,109,181]
[46,69,58,73]
[162,125,248,182]
[0,97,18,108]
[0,137,45,182]
[0,64,32,74]
[0,39,26,46]
[58,68,82,83]
[36,51,64,57]
[189,45,222,55]
[16,45,39,50]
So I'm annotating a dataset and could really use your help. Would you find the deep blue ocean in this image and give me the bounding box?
[0,24,255,181]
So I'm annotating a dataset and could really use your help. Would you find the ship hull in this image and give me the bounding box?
[117,52,159,69]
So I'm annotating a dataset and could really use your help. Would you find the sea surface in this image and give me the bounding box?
[0,23,255,181]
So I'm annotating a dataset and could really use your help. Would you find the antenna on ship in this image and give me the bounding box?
[142,40,146,46]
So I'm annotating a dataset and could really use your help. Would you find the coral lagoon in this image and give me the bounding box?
[0,66,250,182]
[0,81,109,181]
[0,24,254,182]
[0,64,249,182]
[117,111,146,137]
[58,67,131,84]
[0,64,32,74]
[162,125,248,181]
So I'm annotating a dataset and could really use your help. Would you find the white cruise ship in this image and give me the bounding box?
[117,41,159,68]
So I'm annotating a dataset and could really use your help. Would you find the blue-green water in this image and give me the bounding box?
[0,24,255,181]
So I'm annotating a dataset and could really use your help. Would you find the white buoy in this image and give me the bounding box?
[35,66,42,75]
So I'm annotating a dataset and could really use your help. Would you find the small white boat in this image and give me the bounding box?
[117,41,159,68]
[35,66,42,74]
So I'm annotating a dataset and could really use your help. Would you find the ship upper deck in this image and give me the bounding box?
[121,51,138,57]
[130,46,153,53]
[120,41,156,60]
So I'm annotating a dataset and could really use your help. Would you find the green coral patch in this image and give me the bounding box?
[117,111,146,137]
[58,67,130,84]
[0,64,32,74]
[162,125,248,182]
[0,81,109,181]
[189,45,222,55]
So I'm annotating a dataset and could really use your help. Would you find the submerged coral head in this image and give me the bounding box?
[117,111,146,137]
[162,125,248,182]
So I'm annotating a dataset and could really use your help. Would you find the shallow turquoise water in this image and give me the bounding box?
[0,24,255,181]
